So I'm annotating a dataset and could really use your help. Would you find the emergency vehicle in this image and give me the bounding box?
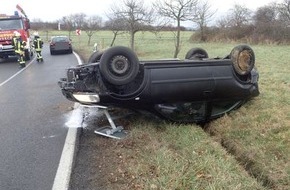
[0,5,33,60]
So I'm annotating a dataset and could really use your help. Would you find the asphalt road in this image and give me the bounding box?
[0,45,78,190]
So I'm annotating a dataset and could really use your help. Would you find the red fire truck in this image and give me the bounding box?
[0,5,33,61]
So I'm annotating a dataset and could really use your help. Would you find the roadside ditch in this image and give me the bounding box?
[203,123,276,189]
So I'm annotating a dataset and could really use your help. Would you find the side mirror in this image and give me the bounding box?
[24,18,30,30]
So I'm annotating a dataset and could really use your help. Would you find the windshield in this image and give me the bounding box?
[0,19,23,30]
[52,37,70,42]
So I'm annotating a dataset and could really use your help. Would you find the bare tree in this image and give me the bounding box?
[275,0,290,41]
[61,13,86,38]
[61,15,75,38]
[227,4,252,28]
[73,13,87,29]
[105,18,127,47]
[278,0,290,23]
[108,0,154,50]
[253,5,277,41]
[217,4,254,40]
[84,15,102,46]
[192,0,215,41]
[154,0,198,58]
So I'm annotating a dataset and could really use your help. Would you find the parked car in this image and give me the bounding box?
[49,36,73,55]
[58,45,259,124]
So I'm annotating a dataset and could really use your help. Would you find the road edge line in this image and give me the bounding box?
[52,52,83,190]
[51,121,80,190]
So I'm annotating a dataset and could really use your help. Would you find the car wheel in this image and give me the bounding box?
[99,46,140,85]
[230,45,255,75]
[87,51,104,63]
[185,48,208,60]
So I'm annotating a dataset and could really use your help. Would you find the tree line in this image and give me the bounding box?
[31,0,290,58]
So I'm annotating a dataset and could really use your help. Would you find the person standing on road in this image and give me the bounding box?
[11,31,26,68]
[33,32,44,62]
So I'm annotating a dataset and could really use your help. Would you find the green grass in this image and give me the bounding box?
[45,30,289,189]
[207,45,290,189]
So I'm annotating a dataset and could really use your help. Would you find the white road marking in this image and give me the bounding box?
[42,135,58,139]
[0,53,83,189]
[51,125,78,190]
[0,57,36,87]
[52,52,83,190]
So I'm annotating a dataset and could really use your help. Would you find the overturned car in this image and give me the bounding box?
[58,45,259,124]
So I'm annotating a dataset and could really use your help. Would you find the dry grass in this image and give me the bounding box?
[71,114,265,190]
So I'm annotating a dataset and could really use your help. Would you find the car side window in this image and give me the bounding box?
[211,101,243,117]
[154,102,206,123]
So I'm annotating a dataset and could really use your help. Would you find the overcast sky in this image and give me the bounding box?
[1,0,282,22]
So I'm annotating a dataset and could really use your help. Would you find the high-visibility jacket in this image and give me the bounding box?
[33,37,43,51]
[12,36,17,48]
[13,37,25,54]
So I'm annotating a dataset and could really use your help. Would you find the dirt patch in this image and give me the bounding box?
[69,111,141,190]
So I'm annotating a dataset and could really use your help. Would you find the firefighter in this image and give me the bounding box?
[11,31,17,48]
[33,32,44,62]
[11,31,26,68]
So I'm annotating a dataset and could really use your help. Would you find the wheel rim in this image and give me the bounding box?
[237,50,253,73]
[109,55,130,75]
[231,45,255,76]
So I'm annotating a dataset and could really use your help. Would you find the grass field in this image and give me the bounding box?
[45,30,290,189]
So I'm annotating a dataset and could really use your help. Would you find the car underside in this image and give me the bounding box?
[58,45,259,124]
